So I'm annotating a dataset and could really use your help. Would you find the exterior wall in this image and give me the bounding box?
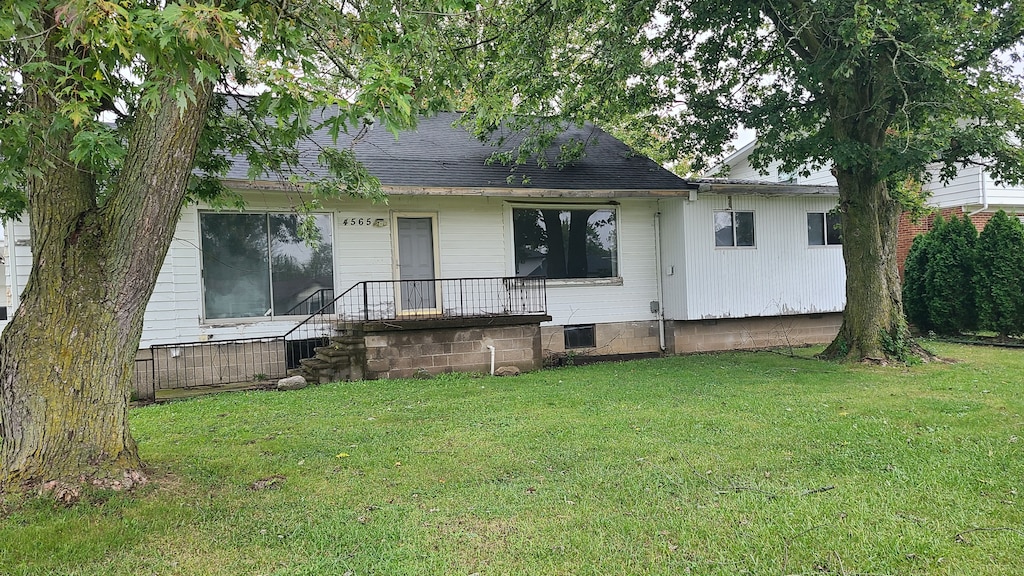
[140,192,662,348]
[660,194,846,321]
[717,145,834,185]
[523,198,661,328]
[541,320,662,356]
[4,186,850,373]
[0,218,30,334]
[669,313,842,354]
[981,174,1024,208]
[1,235,7,322]
[364,323,541,378]
[924,164,983,208]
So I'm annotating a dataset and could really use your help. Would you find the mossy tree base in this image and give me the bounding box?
[816,165,932,364]
[0,44,212,492]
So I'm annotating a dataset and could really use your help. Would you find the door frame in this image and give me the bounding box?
[391,212,442,315]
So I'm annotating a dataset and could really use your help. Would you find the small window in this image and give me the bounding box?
[714,210,755,247]
[807,212,842,246]
[564,324,596,349]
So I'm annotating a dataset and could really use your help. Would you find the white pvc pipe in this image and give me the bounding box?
[486,345,495,375]
[653,210,666,352]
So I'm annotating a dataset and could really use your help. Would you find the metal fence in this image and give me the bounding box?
[137,277,547,398]
[148,337,289,392]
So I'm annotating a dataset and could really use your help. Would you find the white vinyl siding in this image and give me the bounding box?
[660,194,846,321]
[135,194,661,346]
[720,147,1024,211]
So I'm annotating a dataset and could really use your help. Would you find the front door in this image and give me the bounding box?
[396,216,437,311]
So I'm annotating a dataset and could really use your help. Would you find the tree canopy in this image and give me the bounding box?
[441,0,1024,360]
[0,0,471,491]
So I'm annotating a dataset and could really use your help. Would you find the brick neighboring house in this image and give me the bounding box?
[712,140,1024,275]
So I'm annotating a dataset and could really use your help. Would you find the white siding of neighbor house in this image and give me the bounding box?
[724,150,1024,211]
[981,174,1024,210]
[923,164,983,208]
[659,194,846,321]
[719,147,835,185]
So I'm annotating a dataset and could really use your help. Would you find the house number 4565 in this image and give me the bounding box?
[342,218,372,226]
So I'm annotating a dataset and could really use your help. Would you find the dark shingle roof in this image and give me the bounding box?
[222,110,691,192]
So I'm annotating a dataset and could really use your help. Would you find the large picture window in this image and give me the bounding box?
[513,207,618,279]
[714,210,755,247]
[807,212,842,246]
[200,212,334,319]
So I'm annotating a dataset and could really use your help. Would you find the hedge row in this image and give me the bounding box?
[903,210,1024,337]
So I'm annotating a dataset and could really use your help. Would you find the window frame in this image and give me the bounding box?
[198,210,336,322]
[509,203,621,283]
[807,211,843,247]
[713,210,756,248]
[564,324,597,349]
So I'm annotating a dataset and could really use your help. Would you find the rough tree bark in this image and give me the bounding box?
[821,169,907,361]
[0,45,213,490]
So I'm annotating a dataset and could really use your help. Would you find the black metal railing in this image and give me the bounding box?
[283,276,547,346]
[136,277,546,395]
[149,337,289,391]
[283,288,335,316]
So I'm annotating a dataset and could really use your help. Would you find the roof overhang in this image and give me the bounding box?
[221,179,697,199]
[695,181,838,197]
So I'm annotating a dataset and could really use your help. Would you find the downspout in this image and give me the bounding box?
[653,209,666,352]
[486,345,495,375]
[968,167,989,217]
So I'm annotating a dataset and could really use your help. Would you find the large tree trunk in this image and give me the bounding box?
[821,169,908,361]
[0,67,213,490]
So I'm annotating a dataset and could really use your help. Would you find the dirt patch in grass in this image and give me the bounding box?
[435,515,518,567]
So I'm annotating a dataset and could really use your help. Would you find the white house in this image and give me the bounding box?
[1,112,845,392]
[713,140,1024,267]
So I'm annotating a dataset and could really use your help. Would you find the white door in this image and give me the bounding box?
[396,217,437,311]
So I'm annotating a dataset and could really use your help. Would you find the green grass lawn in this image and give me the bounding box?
[2,342,1022,575]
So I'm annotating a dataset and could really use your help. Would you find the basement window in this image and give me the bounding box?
[564,324,596,349]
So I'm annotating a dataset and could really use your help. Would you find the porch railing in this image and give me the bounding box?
[283,288,335,316]
[136,277,546,399]
[283,276,547,342]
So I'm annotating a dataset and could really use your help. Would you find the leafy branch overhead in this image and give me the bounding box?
[0,0,483,490]
[0,0,471,221]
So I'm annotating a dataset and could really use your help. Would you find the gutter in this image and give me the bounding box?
[968,167,989,217]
